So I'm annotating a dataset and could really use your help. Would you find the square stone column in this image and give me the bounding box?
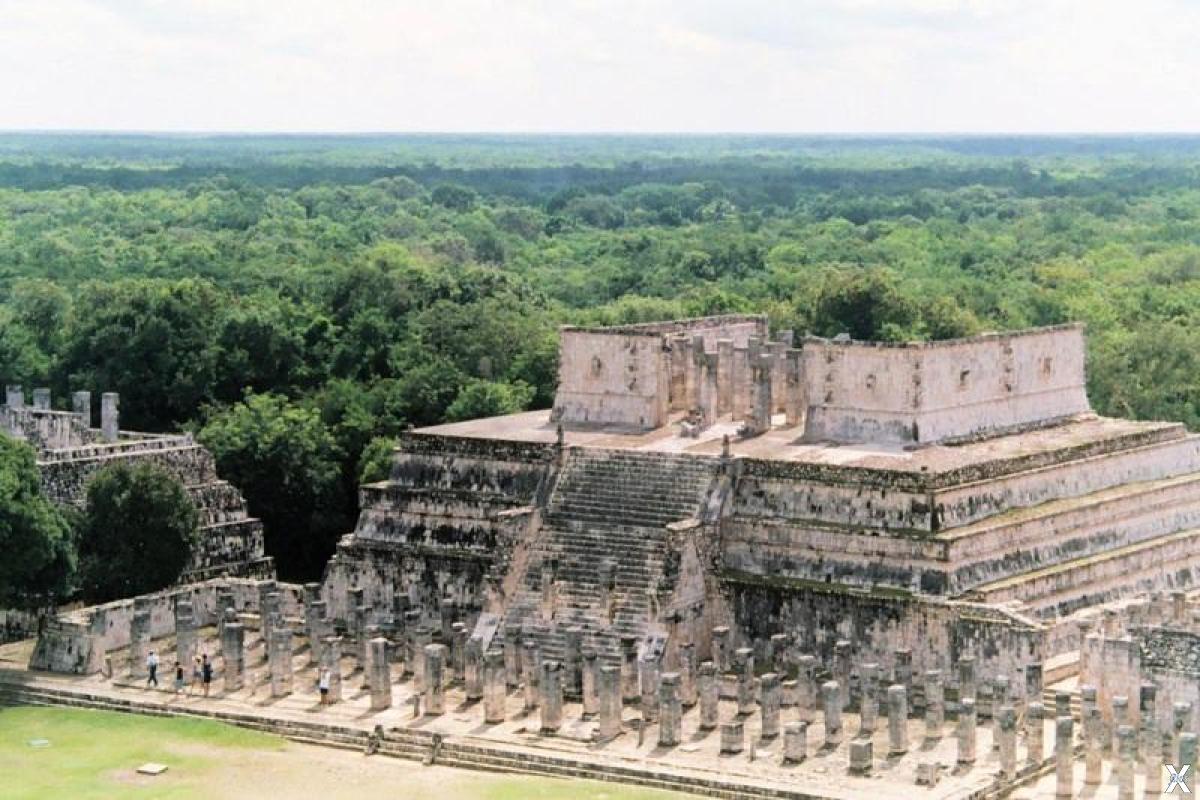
[849,738,873,776]
[129,609,151,678]
[269,627,293,698]
[957,655,976,703]
[522,640,541,713]
[483,649,507,723]
[581,648,599,715]
[540,660,563,733]
[72,390,91,423]
[678,642,697,707]
[658,672,682,747]
[957,697,976,765]
[321,636,343,703]
[222,622,245,692]
[784,722,807,763]
[451,622,468,684]
[760,672,781,739]
[710,627,729,673]
[100,392,119,441]
[1112,694,1129,755]
[1055,716,1074,798]
[504,627,522,688]
[1027,701,1045,765]
[562,627,583,698]
[464,637,484,701]
[32,387,50,410]
[924,670,944,739]
[887,684,908,755]
[720,720,744,754]
[367,637,392,712]
[639,653,662,722]
[823,681,843,746]
[859,662,878,734]
[424,643,447,716]
[796,654,816,723]
[716,339,734,414]
[698,661,719,730]
[175,599,197,671]
[620,636,639,703]
[735,647,755,716]
[597,664,623,742]
[833,640,852,711]
[998,705,1017,781]
[1116,725,1136,800]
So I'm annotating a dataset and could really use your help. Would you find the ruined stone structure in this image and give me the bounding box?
[21,316,1200,799]
[1,387,270,582]
[319,317,1200,681]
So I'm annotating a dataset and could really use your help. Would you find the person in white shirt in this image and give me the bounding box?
[146,650,159,688]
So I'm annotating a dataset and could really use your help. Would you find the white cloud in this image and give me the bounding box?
[0,0,1195,132]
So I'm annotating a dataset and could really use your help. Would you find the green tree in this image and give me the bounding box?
[77,463,199,604]
[0,438,74,609]
[198,393,344,579]
[446,379,535,422]
[358,436,398,485]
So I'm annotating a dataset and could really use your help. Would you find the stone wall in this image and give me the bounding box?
[802,324,1091,443]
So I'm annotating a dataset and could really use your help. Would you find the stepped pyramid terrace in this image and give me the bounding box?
[11,315,1200,799]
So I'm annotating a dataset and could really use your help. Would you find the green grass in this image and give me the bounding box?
[0,706,283,800]
[0,706,689,800]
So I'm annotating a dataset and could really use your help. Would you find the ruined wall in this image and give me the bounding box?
[321,434,553,624]
[802,324,1091,443]
[552,329,669,429]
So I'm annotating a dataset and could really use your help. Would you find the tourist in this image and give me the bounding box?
[146,650,159,688]
[173,661,184,694]
[318,667,330,706]
[201,653,213,697]
[191,656,203,695]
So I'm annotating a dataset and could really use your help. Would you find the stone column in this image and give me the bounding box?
[411,625,433,688]
[222,622,245,692]
[768,633,789,674]
[887,684,908,755]
[735,647,755,716]
[4,384,22,408]
[620,636,639,702]
[924,670,944,739]
[504,626,521,688]
[31,387,49,410]
[710,627,729,673]
[521,639,541,712]
[1025,661,1044,710]
[1141,684,1161,795]
[483,649,506,723]
[760,673,781,739]
[893,648,912,692]
[538,561,557,622]
[1054,716,1073,798]
[540,660,563,733]
[640,653,661,722]
[720,720,744,754]
[796,654,816,723]
[464,638,484,701]
[992,675,1010,749]
[597,560,616,624]
[1027,701,1045,765]
[72,390,91,423]
[1112,695,1129,755]
[269,627,293,698]
[678,642,697,707]
[582,648,599,715]
[957,655,976,702]
[998,705,1017,781]
[783,350,804,426]
[100,392,119,441]
[598,664,623,741]
[1180,733,1198,796]
[784,722,807,763]
[129,609,151,678]
[699,661,719,730]
[425,643,447,716]
[450,622,468,684]
[562,627,582,698]
[175,599,197,670]
[659,672,681,747]
[352,604,370,672]
[1172,702,1193,764]
[859,663,879,735]
[823,681,843,746]
[849,739,873,776]
[834,640,852,710]
[321,636,342,703]
[1117,725,1136,800]
[697,350,718,427]
[717,339,734,414]
[367,637,392,711]
[1084,703,1103,786]
[957,697,976,765]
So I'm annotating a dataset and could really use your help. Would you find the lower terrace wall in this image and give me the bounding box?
[723,571,1045,691]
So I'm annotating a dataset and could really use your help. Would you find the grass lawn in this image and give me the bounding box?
[0,706,690,800]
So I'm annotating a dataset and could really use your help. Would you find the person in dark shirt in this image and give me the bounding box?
[201,654,213,697]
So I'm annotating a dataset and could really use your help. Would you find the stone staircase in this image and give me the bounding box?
[499,448,719,665]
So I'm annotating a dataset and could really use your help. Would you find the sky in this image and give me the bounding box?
[0,0,1197,134]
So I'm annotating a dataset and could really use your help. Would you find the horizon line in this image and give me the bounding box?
[3,129,1200,139]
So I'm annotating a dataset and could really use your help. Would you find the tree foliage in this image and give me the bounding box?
[77,463,199,604]
[0,438,74,609]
